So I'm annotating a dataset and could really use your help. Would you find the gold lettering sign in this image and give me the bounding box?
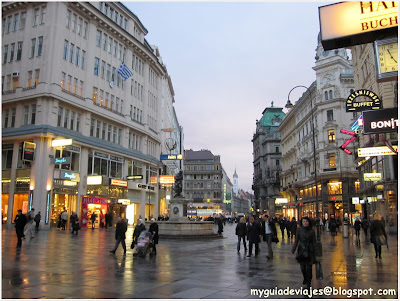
[346,89,381,112]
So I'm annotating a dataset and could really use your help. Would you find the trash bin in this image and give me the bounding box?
[342,221,349,238]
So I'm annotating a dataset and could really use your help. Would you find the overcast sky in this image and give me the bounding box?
[124,1,334,192]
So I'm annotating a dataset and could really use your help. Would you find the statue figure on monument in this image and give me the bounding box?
[173,170,183,198]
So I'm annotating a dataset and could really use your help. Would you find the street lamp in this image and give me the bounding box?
[287,85,322,257]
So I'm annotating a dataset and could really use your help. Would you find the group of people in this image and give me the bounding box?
[278,217,298,239]
[110,218,159,256]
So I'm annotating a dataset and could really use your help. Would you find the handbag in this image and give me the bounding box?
[375,235,387,246]
[315,261,323,279]
[295,244,309,261]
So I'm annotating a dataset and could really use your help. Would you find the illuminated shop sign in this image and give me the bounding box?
[82,196,108,204]
[363,108,398,134]
[358,146,398,157]
[136,184,156,190]
[150,176,158,184]
[51,139,73,147]
[275,198,288,204]
[53,157,71,164]
[110,179,128,187]
[346,89,381,112]
[160,154,183,160]
[118,199,131,205]
[363,173,382,181]
[352,197,360,204]
[160,175,175,185]
[351,115,364,132]
[319,1,398,50]
[60,170,80,182]
[23,141,36,162]
[87,176,103,185]
[126,175,143,180]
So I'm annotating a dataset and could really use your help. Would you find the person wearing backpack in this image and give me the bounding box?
[34,211,41,231]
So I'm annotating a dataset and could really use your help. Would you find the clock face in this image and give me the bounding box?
[378,42,398,73]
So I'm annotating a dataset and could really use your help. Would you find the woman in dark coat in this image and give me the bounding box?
[329,215,337,241]
[370,214,387,259]
[70,212,80,235]
[235,217,247,253]
[292,217,317,289]
[246,216,261,257]
[354,217,361,243]
[217,215,224,235]
[149,218,159,255]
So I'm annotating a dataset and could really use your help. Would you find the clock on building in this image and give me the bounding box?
[374,38,398,82]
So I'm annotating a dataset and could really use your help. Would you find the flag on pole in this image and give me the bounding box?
[117,62,133,80]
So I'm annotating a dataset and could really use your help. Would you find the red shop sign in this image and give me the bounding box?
[82,196,108,204]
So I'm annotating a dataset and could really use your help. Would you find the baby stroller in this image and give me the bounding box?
[134,231,154,258]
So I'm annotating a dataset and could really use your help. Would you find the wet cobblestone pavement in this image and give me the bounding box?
[2,224,398,299]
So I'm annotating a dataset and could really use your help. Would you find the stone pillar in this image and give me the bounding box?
[169,197,187,222]
[6,142,20,228]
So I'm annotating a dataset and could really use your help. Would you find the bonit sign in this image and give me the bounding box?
[363,108,398,134]
[319,1,398,50]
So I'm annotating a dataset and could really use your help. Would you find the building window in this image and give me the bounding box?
[73,78,77,94]
[328,129,335,143]
[102,33,107,51]
[63,40,68,60]
[329,90,333,99]
[70,112,75,130]
[83,21,88,39]
[327,181,342,195]
[37,36,43,56]
[327,110,333,121]
[31,104,36,124]
[75,47,80,66]
[57,107,63,126]
[16,42,22,61]
[96,30,101,47]
[79,80,83,97]
[77,17,82,35]
[11,108,16,127]
[94,57,99,76]
[96,120,101,138]
[33,8,39,27]
[2,45,7,64]
[34,69,40,85]
[9,43,14,62]
[3,109,9,128]
[81,50,86,69]
[101,60,105,78]
[324,91,328,100]
[72,13,77,32]
[67,74,71,91]
[76,113,81,132]
[66,10,71,28]
[64,109,69,128]
[30,38,36,58]
[40,6,46,24]
[19,12,26,30]
[92,87,98,104]
[276,159,280,166]
[60,72,66,89]
[28,71,33,87]
[69,43,74,63]
[23,105,29,125]
[90,118,95,136]
[328,153,336,168]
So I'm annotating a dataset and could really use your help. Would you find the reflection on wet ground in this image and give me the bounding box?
[2,224,398,299]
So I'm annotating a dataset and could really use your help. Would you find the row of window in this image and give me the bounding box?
[2,69,40,92]
[66,10,88,39]
[148,91,158,112]
[63,40,86,69]
[57,106,82,132]
[90,118,122,145]
[128,131,142,151]
[149,68,158,89]
[2,6,45,35]
[3,42,22,64]
[147,114,157,132]
[88,151,124,178]
[23,104,36,125]
[131,80,144,100]
[94,58,124,89]
[132,55,144,76]
[61,72,84,97]
[98,2,128,31]
[185,165,220,171]
[96,29,126,61]
[129,105,143,124]
[92,87,126,115]
[186,191,221,199]
[186,182,221,189]
[147,140,157,158]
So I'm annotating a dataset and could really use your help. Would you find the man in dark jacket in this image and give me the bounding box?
[132,219,146,249]
[262,214,278,260]
[246,216,262,257]
[279,217,286,238]
[149,218,159,255]
[110,217,128,254]
[14,209,27,248]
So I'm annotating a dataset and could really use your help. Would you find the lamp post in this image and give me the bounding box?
[286,85,322,257]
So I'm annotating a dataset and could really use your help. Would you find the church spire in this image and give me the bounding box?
[233,168,238,178]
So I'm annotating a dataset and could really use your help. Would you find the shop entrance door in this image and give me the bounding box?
[88,204,102,229]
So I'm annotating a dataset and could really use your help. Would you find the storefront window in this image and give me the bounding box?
[354,180,360,193]
[300,190,304,198]
[2,193,9,223]
[127,160,143,176]
[88,151,123,178]
[54,145,80,171]
[50,193,77,228]
[328,181,342,195]
[2,144,13,170]
[13,193,29,218]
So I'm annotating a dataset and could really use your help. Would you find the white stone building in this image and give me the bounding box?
[1,2,181,228]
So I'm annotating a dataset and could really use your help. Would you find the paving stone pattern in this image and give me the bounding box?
[2,223,398,299]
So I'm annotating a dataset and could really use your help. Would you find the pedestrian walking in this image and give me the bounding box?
[370,214,387,259]
[246,216,261,257]
[285,218,291,238]
[279,217,286,238]
[105,212,112,229]
[354,217,361,244]
[149,218,159,255]
[34,211,41,231]
[292,217,317,289]
[329,215,338,242]
[290,217,298,239]
[361,217,369,239]
[131,219,146,250]
[24,208,36,240]
[235,217,247,253]
[14,209,27,248]
[90,212,97,229]
[110,217,128,254]
[61,210,68,230]
[70,212,80,235]
[217,215,224,235]
[262,214,278,260]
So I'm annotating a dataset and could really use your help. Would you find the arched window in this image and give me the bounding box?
[324,91,328,100]
[329,90,333,99]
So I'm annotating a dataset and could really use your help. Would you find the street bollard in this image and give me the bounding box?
[342,221,349,238]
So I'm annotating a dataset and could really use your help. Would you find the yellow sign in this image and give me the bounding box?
[51,139,73,147]
[363,173,382,181]
[319,2,398,50]
[358,146,398,157]
[160,175,175,185]
[150,176,158,184]
[275,198,288,204]
[110,179,128,187]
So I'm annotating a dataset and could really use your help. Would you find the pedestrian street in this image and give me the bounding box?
[2,223,398,299]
